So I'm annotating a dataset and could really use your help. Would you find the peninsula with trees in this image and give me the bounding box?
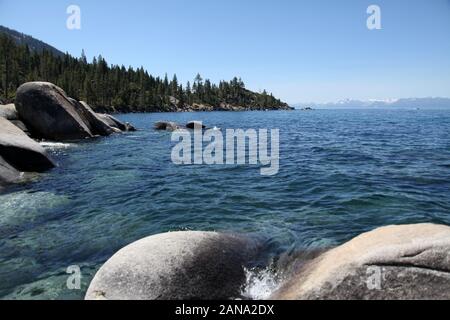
[0,26,292,113]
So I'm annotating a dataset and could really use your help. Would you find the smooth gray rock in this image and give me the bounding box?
[15,82,94,140]
[123,122,136,132]
[0,155,21,191]
[98,114,125,131]
[69,99,115,136]
[271,224,450,300]
[86,231,259,300]
[154,121,180,131]
[0,117,55,172]
[186,121,206,129]
[0,104,18,120]
[9,120,30,135]
[96,113,136,132]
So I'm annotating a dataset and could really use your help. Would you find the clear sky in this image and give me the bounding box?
[0,0,449,103]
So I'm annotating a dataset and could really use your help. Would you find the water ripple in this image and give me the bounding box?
[1,110,450,299]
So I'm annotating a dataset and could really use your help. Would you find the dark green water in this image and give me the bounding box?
[1,109,450,299]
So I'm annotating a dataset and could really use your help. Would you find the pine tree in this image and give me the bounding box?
[171,74,178,97]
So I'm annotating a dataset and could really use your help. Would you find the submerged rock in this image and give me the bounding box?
[0,104,18,120]
[85,231,259,300]
[15,82,94,140]
[0,117,55,172]
[186,121,206,129]
[271,223,450,300]
[154,121,180,131]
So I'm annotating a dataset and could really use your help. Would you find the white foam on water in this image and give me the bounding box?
[39,142,73,149]
[241,267,281,300]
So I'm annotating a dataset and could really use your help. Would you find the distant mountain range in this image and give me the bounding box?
[0,25,64,57]
[294,98,450,109]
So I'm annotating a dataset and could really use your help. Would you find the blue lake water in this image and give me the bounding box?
[1,109,450,299]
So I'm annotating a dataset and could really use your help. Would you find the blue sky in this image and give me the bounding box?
[1,0,449,103]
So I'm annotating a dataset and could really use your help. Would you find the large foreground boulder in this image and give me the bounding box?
[15,82,94,140]
[0,117,55,172]
[86,231,259,300]
[271,224,450,300]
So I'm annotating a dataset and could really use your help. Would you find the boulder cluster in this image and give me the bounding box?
[0,82,135,191]
[86,224,450,300]
[154,120,208,131]
[172,101,293,113]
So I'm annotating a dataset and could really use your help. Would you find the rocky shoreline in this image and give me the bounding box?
[92,100,294,114]
[86,223,450,300]
[0,80,293,191]
[163,101,294,113]
[0,80,292,191]
[0,81,136,192]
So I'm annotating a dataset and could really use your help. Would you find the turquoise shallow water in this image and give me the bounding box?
[1,109,450,299]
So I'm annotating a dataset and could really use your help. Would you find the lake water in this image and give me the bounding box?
[1,109,450,299]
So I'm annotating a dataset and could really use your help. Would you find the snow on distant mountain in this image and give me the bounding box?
[293,98,450,109]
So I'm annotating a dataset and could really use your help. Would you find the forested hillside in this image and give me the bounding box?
[0,26,64,57]
[0,29,291,112]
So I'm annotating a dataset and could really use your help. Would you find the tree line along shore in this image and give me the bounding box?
[0,32,292,113]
